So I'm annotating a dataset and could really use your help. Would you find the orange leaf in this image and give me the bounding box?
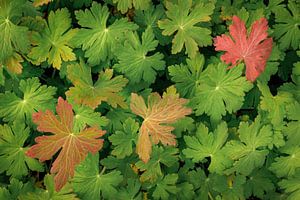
[26,97,106,191]
[130,87,192,163]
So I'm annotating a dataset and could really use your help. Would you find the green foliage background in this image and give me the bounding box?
[0,0,300,199]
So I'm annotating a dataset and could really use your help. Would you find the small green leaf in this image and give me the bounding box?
[152,174,179,200]
[73,153,123,200]
[0,122,43,178]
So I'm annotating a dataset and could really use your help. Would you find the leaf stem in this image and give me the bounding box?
[100,166,106,176]
[208,191,214,200]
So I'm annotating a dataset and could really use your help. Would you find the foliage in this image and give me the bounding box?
[0,0,299,199]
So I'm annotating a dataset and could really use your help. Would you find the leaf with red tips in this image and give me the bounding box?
[26,97,106,191]
[130,86,192,163]
[214,16,273,82]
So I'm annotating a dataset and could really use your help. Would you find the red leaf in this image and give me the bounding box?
[26,97,106,191]
[213,16,273,82]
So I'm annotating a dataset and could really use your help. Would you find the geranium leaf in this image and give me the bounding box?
[0,77,56,124]
[214,16,273,82]
[109,118,139,159]
[114,28,165,84]
[130,86,192,163]
[28,9,77,69]
[26,97,106,191]
[224,116,273,175]
[183,122,232,174]
[73,153,123,200]
[112,0,151,14]
[0,122,43,178]
[158,0,214,58]
[73,2,138,65]
[66,60,128,109]
[0,0,30,72]
[191,63,252,123]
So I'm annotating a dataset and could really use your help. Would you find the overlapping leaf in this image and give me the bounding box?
[168,53,205,98]
[0,0,30,74]
[273,1,300,50]
[183,122,231,174]
[26,97,106,191]
[130,86,192,162]
[112,0,151,14]
[270,145,300,177]
[191,63,252,123]
[73,2,138,65]
[257,81,294,127]
[20,174,78,200]
[224,116,273,175]
[135,146,178,182]
[66,60,128,109]
[152,174,178,200]
[0,77,56,124]
[28,9,77,69]
[114,28,165,83]
[0,123,43,178]
[73,153,123,200]
[109,118,139,159]
[158,0,214,58]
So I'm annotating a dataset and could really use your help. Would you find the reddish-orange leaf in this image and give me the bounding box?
[214,16,273,82]
[26,97,106,191]
[130,87,192,163]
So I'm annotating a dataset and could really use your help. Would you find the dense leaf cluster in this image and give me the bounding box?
[0,0,299,199]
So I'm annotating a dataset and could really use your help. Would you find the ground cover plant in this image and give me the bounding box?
[0,0,299,199]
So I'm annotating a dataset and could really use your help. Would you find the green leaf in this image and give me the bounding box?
[106,108,136,131]
[114,28,165,83]
[183,122,231,174]
[152,174,179,200]
[258,81,294,127]
[213,175,246,200]
[0,178,33,200]
[73,153,123,200]
[73,2,138,65]
[0,0,30,63]
[283,101,300,146]
[171,117,195,138]
[0,122,43,178]
[176,182,194,200]
[191,63,252,123]
[100,155,138,180]
[168,53,205,98]
[158,0,214,58]
[28,8,78,69]
[20,174,78,200]
[270,145,300,177]
[134,5,171,45]
[257,44,283,83]
[273,2,300,50]
[184,169,215,200]
[280,62,300,102]
[135,146,178,182]
[244,168,275,199]
[109,118,139,159]
[0,77,56,124]
[72,103,109,133]
[278,170,300,200]
[112,0,151,14]
[225,116,273,175]
[66,60,128,109]
[117,179,142,200]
